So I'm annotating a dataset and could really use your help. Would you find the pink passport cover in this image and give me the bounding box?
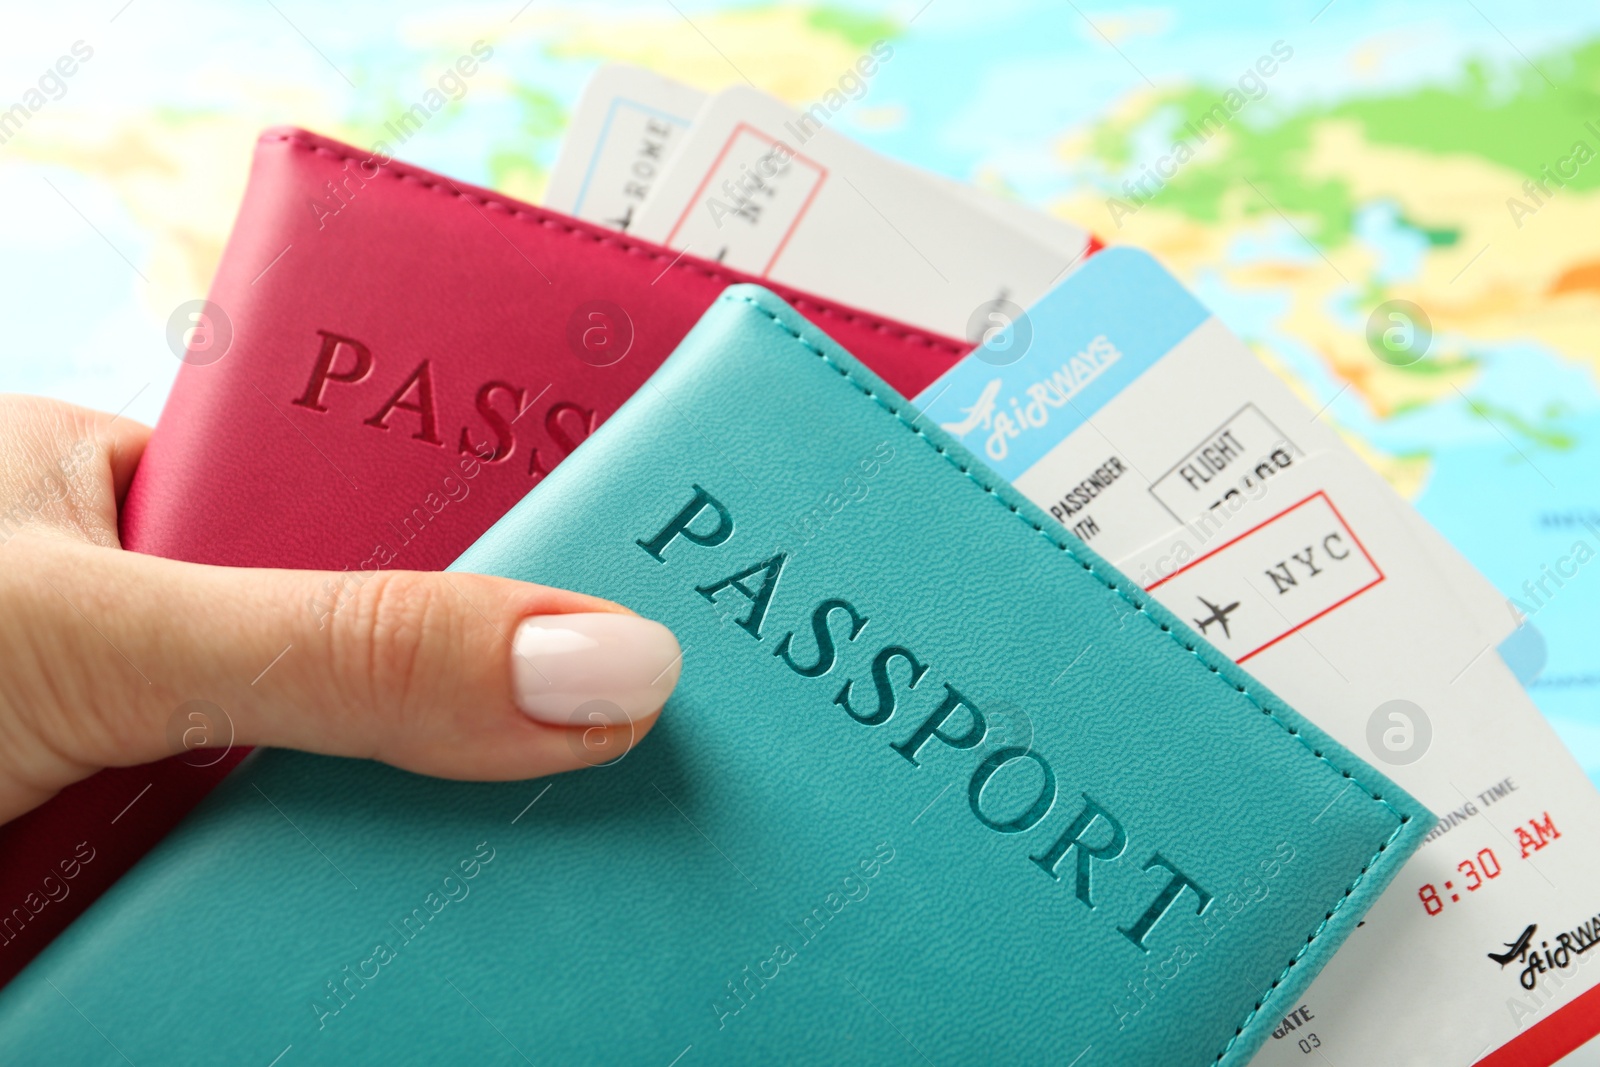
[0,126,971,984]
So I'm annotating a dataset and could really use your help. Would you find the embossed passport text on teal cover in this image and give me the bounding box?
[0,286,1429,1065]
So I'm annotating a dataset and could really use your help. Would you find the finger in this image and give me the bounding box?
[0,395,151,547]
[0,536,682,815]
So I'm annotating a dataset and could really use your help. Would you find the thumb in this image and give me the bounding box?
[0,535,682,820]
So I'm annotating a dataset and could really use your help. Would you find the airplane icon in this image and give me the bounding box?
[940,378,1003,437]
[1192,596,1241,640]
[1488,923,1537,967]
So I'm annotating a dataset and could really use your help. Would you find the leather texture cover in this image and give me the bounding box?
[0,286,1431,1065]
[0,128,969,986]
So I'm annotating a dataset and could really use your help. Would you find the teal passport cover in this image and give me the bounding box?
[0,286,1429,1065]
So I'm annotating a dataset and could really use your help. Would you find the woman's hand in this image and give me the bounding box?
[0,395,681,824]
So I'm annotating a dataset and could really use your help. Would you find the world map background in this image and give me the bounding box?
[2,0,1597,780]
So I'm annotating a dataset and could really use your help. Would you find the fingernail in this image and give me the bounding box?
[511,612,682,727]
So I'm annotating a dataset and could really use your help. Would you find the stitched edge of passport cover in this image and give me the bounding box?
[706,285,1427,1065]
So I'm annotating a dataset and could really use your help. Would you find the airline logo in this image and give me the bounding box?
[939,335,1122,462]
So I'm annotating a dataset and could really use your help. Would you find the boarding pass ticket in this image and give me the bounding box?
[544,66,1092,340]
[915,247,1600,1066]
[546,65,1093,258]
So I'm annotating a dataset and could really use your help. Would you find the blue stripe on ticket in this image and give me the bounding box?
[914,247,1209,480]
